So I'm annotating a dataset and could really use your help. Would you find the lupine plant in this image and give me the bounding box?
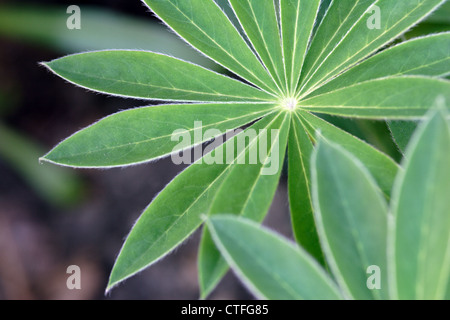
[208,106,450,300]
[41,0,450,297]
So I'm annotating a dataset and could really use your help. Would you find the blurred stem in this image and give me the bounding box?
[0,122,84,207]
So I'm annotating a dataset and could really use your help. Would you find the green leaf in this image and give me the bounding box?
[41,103,275,168]
[390,106,450,300]
[280,0,320,94]
[299,0,378,93]
[229,0,286,92]
[198,112,290,298]
[287,112,324,264]
[388,120,419,154]
[107,112,283,290]
[207,215,343,300]
[299,0,447,96]
[298,77,450,119]
[309,32,450,98]
[297,110,399,196]
[44,51,273,102]
[311,138,389,300]
[143,0,280,95]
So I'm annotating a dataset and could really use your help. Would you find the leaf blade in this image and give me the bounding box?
[281,0,320,94]
[42,103,275,168]
[44,50,274,102]
[311,138,389,300]
[298,77,450,119]
[207,215,343,300]
[391,106,450,300]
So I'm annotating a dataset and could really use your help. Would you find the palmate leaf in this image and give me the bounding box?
[142,0,280,95]
[43,51,275,102]
[311,138,389,300]
[40,0,450,296]
[41,103,275,167]
[390,106,450,300]
[207,215,343,300]
[107,112,284,290]
[299,0,447,97]
[198,112,290,298]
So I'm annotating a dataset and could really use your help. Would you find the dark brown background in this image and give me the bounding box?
[0,0,293,300]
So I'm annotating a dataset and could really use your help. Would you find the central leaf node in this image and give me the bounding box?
[281,97,299,111]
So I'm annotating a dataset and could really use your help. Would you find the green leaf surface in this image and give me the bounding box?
[281,0,320,94]
[311,138,389,300]
[230,0,286,92]
[208,215,343,300]
[299,0,378,93]
[388,120,419,154]
[107,112,282,290]
[298,77,450,119]
[143,0,279,95]
[309,33,450,98]
[198,112,290,298]
[299,0,447,96]
[42,103,275,168]
[390,107,450,300]
[287,112,324,264]
[297,110,399,196]
[44,51,273,102]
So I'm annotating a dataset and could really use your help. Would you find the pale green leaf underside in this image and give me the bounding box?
[288,112,324,264]
[281,0,320,94]
[310,32,450,98]
[198,112,290,298]
[44,50,273,102]
[42,103,275,168]
[230,0,286,92]
[299,77,450,119]
[312,138,389,300]
[207,215,343,300]
[299,0,447,96]
[142,0,279,95]
[107,113,282,290]
[391,107,450,300]
[297,110,399,197]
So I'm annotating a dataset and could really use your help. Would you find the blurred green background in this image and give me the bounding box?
[0,0,448,299]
